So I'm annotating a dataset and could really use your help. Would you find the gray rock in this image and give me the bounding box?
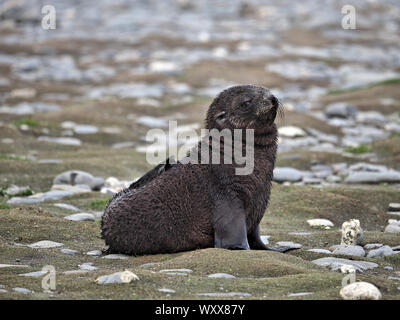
[60,248,79,255]
[102,254,129,260]
[19,270,48,277]
[345,171,400,184]
[197,292,251,297]
[158,288,176,293]
[95,271,139,284]
[73,125,98,135]
[388,203,400,211]
[53,170,104,191]
[325,102,358,119]
[0,289,7,293]
[312,257,378,272]
[384,266,394,271]
[287,292,313,297]
[64,213,95,222]
[27,240,63,249]
[392,245,400,251]
[208,273,236,279]
[78,263,97,271]
[86,250,102,256]
[340,282,382,300]
[273,167,303,182]
[13,287,32,294]
[159,269,193,273]
[366,245,394,258]
[332,245,365,257]
[53,203,80,212]
[38,136,82,146]
[385,224,400,233]
[364,243,383,250]
[307,249,331,254]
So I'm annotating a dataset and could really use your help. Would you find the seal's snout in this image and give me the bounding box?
[256,94,278,116]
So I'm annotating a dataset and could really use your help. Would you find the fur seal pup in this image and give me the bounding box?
[101,84,283,255]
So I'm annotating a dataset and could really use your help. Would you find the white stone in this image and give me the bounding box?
[332,245,365,257]
[307,249,331,254]
[278,126,307,138]
[102,254,130,260]
[64,213,95,222]
[307,219,334,229]
[95,271,139,284]
[208,273,236,279]
[28,240,63,249]
[341,219,363,245]
[340,282,382,300]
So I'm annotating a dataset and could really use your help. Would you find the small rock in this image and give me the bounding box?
[28,240,63,249]
[312,257,378,272]
[345,171,400,184]
[307,249,331,254]
[273,167,303,182]
[307,219,334,229]
[53,170,104,191]
[333,245,365,257]
[197,292,251,297]
[340,282,382,300]
[341,219,363,245]
[19,270,48,277]
[384,266,394,271]
[392,245,400,251]
[278,126,307,138]
[60,248,78,255]
[64,213,95,222]
[366,245,394,258]
[271,241,302,252]
[0,289,7,293]
[95,271,139,285]
[364,243,383,250]
[86,250,102,256]
[385,224,400,233]
[102,254,130,260]
[53,203,80,212]
[73,125,98,135]
[208,273,236,279]
[158,288,176,293]
[388,203,400,212]
[78,263,97,271]
[159,269,193,273]
[287,292,313,297]
[13,287,32,294]
[260,235,270,244]
[325,102,358,119]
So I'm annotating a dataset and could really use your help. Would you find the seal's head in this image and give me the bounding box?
[206,84,282,134]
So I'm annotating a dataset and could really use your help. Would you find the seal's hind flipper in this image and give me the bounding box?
[129,156,177,190]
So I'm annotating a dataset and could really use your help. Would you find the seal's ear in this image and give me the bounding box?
[215,111,226,126]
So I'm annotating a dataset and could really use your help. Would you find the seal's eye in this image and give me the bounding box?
[240,100,252,110]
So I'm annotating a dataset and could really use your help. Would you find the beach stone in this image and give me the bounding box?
[0,289,7,293]
[64,213,95,222]
[103,254,129,260]
[53,170,104,191]
[197,292,251,297]
[278,126,307,138]
[340,282,382,300]
[341,219,363,245]
[364,243,383,250]
[260,235,270,244]
[345,171,400,184]
[325,102,358,119]
[95,271,139,285]
[332,245,365,257]
[86,250,102,256]
[79,263,98,271]
[158,288,176,293]
[366,246,394,258]
[28,240,63,249]
[270,241,302,252]
[38,136,82,146]
[273,167,303,182]
[385,224,400,233]
[388,203,400,211]
[160,269,192,274]
[287,292,313,297]
[392,245,400,251]
[307,219,334,229]
[60,248,78,255]
[73,125,98,135]
[0,264,29,268]
[12,288,32,294]
[312,257,378,272]
[53,203,80,212]
[19,270,48,277]
[384,266,394,271]
[208,273,236,279]
[307,249,331,254]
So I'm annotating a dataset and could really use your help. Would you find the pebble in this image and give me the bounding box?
[60,248,79,255]
[385,224,400,234]
[102,254,130,260]
[388,203,400,211]
[271,241,302,252]
[345,171,400,184]
[78,263,98,271]
[27,240,63,249]
[340,282,382,300]
[38,136,82,146]
[273,167,303,182]
[287,292,313,297]
[19,270,48,277]
[95,271,139,285]
[384,266,394,271]
[86,250,102,256]
[307,219,334,229]
[53,170,104,191]
[53,203,80,212]
[278,126,307,138]
[307,249,331,254]
[312,257,378,272]
[64,213,95,222]
[332,245,365,257]
[159,269,193,273]
[197,292,251,297]
[208,273,236,279]
[13,287,32,294]
[364,243,383,250]
[158,288,176,293]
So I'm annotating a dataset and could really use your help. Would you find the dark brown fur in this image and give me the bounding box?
[101,85,281,255]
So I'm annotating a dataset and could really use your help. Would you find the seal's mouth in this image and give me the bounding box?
[255,94,282,122]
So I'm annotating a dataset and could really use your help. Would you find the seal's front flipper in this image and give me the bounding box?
[213,198,249,250]
[248,225,268,250]
[129,156,177,190]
